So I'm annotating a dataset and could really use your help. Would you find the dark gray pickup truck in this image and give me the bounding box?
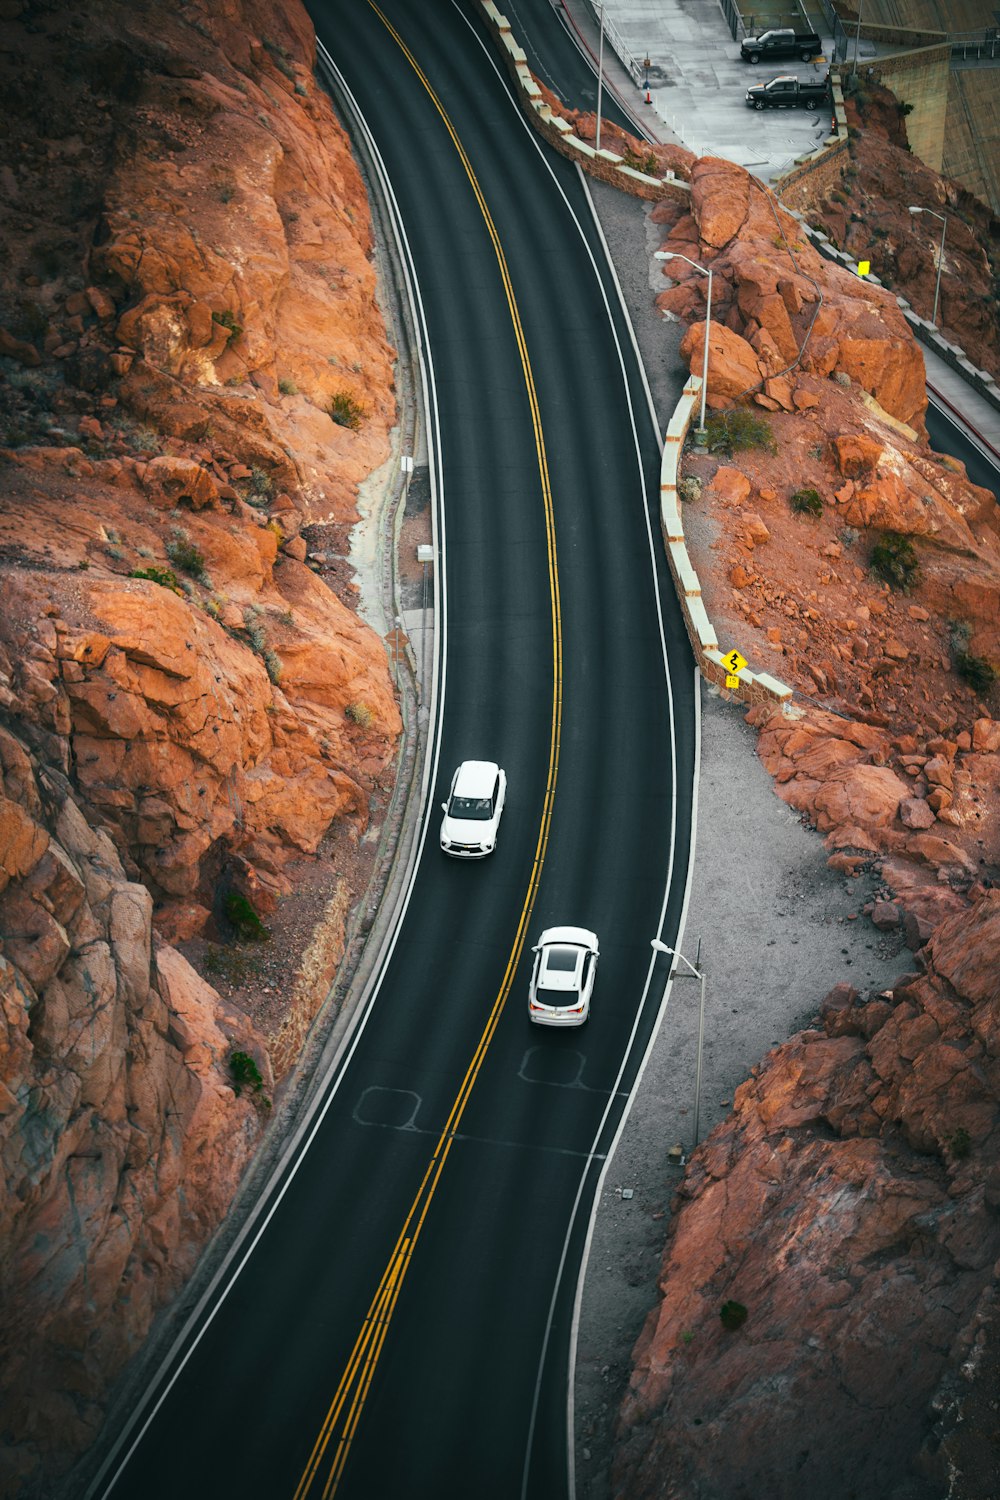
[745,73,831,109]
[740,27,823,62]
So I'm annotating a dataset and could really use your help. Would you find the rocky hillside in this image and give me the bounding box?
[616,894,1000,1500]
[0,0,399,1491]
[811,79,1000,384]
[608,106,1000,1500]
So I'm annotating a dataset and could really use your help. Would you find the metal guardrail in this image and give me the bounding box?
[950,29,1000,61]
[722,4,817,43]
[580,2,645,83]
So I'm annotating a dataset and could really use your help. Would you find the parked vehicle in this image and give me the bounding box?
[740,27,822,63]
[745,73,831,109]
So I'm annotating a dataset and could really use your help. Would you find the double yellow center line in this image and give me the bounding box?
[295,8,563,1494]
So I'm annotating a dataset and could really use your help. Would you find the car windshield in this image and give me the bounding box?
[449,795,492,820]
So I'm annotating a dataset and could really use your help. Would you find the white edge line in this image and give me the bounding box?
[87,40,449,1500]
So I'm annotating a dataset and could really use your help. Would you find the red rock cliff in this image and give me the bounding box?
[615,895,1000,1500]
[0,0,400,1490]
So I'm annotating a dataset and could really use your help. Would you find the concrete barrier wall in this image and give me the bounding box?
[660,379,793,707]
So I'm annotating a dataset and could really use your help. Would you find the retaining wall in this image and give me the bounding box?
[660,379,793,708]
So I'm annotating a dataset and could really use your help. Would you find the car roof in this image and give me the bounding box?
[538,925,599,949]
[454,760,500,796]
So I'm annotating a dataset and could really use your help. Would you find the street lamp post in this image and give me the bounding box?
[651,938,706,1149]
[852,0,864,73]
[654,251,713,445]
[908,205,947,329]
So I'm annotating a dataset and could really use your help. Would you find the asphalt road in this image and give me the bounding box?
[85,3,696,1499]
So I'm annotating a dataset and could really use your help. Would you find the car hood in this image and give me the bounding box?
[441,814,491,843]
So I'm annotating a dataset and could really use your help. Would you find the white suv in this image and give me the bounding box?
[439,760,507,858]
[528,927,599,1026]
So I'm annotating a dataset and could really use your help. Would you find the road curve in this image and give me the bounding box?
[86,3,697,1497]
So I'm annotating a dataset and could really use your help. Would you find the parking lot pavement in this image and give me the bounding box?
[563,0,837,182]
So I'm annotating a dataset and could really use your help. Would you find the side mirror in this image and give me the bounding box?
[441,802,448,813]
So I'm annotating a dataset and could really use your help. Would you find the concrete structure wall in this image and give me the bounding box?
[945,70,1000,214]
[861,44,951,173]
[834,0,1000,211]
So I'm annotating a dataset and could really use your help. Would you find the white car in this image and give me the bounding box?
[528,927,599,1026]
[439,760,507,858]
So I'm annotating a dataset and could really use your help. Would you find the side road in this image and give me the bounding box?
[571,177,910,1500]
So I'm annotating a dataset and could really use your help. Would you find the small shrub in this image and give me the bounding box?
[678,476,702,503]
[229,1050,265,1097]
[212,308,243,343]
[223,891,271,941]
[166,528,208,581]
[273,608,294,627]
[130,565,180,591]
[278,377,298,396]
[218,183,234,204]
[838,526,860,548]
[345,701,374,729]
[897,100,914,117]
[681,1330,695,1346]
[245,465,271,507]
[955,652,997,694]
[790,487,823,518]
[204,598,222,620]
[720,1300,748,1331]
[705,408,777,457]
[870,532,919,593]
[243,608,267,653]
[115,417,161,455]
[263,38,296,79]
[105,544,125,560]
[622,145,658,175]
[947,1127,971,1159]
[263,647,283,684]
[294,81,308,97]
[329,391,366,431]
